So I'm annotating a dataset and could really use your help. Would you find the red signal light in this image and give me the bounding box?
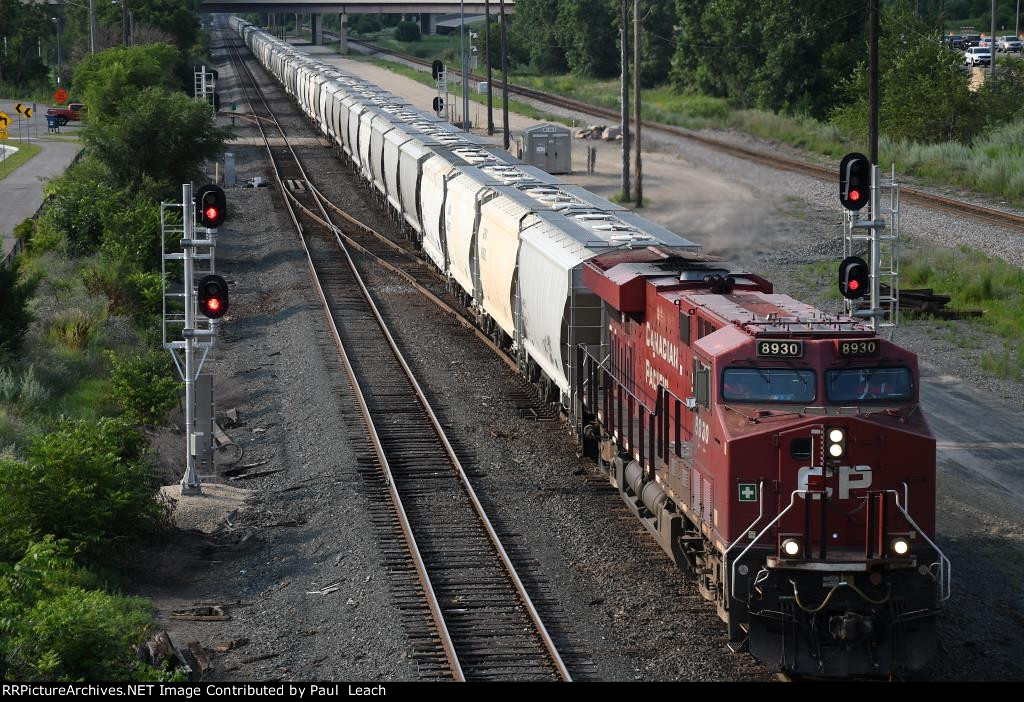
[195,184,227,228]
[196,274,229,319]
[849,279,860,291]
[850,190,861,202]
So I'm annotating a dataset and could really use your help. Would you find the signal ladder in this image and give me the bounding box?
[843,165,901,337]
[161,200,219,482]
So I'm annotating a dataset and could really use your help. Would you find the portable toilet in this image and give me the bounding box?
[523,123,572,174]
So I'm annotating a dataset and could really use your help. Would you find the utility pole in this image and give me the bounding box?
[485,0,493,135]
[89,0,96,54]
[868,0,879,168]
[122,0,128,46]
[620,0,631,201]
[500,0,510,150]
[633,0,643,207]
[51,17,62,84]
[460,0,469,131]
[1017,0,1020,36]
[992,0,998,78]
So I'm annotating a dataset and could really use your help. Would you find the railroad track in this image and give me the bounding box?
[221,27,573,682]
[346,38,1024,234]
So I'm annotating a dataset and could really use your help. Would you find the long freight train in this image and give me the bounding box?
[230,16,950,678]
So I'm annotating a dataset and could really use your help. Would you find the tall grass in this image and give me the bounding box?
[885,120,1024,201]
[902,244,1024,378]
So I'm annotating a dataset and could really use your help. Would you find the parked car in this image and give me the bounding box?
[964,46,992,66]
[944,34,967,50]
[45,102,86,125]
[997,35,1023,52]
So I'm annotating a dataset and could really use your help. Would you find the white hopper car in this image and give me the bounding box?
[231,16,700,403]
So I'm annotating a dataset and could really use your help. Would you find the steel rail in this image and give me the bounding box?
[224,33,465,682]
[347,38,1024,234]
[224,28,572,681]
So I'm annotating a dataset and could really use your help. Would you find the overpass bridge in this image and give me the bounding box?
[203,0,514,49]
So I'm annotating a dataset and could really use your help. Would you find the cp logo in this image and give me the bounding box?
[797,465,872,500]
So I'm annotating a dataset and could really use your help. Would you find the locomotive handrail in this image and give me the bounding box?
[884,489,952,602]
[730,488,814,601]
[727,487,951,603]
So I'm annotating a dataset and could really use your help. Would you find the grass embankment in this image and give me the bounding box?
[799,245,1024,380]
[511,72,1024,206]
[0,142,42,181]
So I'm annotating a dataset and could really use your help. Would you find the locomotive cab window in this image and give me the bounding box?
[679,311,691,345]
[693,359,711,409]
[721,368,816,403]
[826,367,914,403]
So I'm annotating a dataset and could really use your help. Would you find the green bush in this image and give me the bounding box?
[82,86,232,194]
[99,197,162,273]
[13,218,35,247]
[0,258,35,358]
[394,20,421,42]
[0,418,166,562]
[108,350,180,425]
[41,176,121,257]
[0,538,155,681]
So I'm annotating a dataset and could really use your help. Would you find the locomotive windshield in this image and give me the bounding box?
[825,367,914,403]
[722,368,816,403]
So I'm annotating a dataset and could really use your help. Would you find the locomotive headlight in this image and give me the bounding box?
[781,538,802,557]
[891,538,910,556]
[826,427,847,459]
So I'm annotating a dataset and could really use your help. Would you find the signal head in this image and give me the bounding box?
[197,274,229,319]
[838,152,870,211]
[838,256,870,300]
[195,184,227,229]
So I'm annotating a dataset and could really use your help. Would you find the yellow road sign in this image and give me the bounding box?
[0,112,9,127]
[24,107,32,119]
[15,103,25,115]
[0,128,8,140]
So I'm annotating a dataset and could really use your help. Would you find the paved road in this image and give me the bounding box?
[922,365,1024,505]
[0,98,83,261]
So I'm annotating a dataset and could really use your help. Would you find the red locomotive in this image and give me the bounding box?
[573,247,949,677]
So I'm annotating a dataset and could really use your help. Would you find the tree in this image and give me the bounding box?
[670,0,866,118]
[73,44,181,122]
[395,20,421,42]
[555,0,620,77]
[0,0,54,86]
[832,3,979,143]
[509,0,567,73]
[82,86,231,193]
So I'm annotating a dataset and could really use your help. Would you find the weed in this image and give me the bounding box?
[17,366,49,410]
[48,311,96,351]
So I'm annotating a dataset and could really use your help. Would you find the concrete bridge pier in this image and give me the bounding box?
[311,13,322,44]
[339,12,348,54]
[420,13,435,35]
